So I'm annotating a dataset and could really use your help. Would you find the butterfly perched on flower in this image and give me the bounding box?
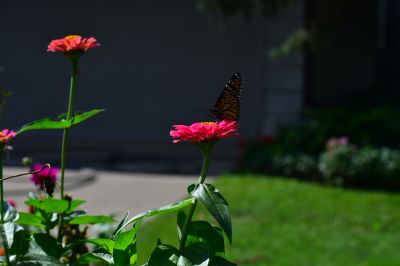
[210,72,243,121]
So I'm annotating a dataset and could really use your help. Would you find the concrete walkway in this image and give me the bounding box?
[3,167,203,219]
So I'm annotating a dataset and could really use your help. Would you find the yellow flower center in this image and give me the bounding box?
[201,122,216,125]
[65,35,81,39]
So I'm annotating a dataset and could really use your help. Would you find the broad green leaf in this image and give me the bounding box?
[177,211,225,257]
[69,200,86,212]
[25,198,69,213]
[33,233,62,258]
[17,213,45,228]
[17,118,72,135]
[86,238,115,254]
[190,184,232,243]
[9,230,30,256]
[181,243,211,266]
[116,198,194,235]
[148,244,179,266]
[69,215,113,225]
[71,109,105,125]
[114,226,137,250]
[75,252,114,265]
[18,254,64,265]
[210,256,237,266]
[114,226,137,266]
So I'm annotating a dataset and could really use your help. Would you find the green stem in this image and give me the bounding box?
[0,149,11,266]
[60,58,78,198]
[179,146,211,252]
[57,58,78,242]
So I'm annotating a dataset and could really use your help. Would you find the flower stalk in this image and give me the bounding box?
[58,57,78,242]
[60,57,78,199]
[179,144,212,252]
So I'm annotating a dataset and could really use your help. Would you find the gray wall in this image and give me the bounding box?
[0,0,304,165]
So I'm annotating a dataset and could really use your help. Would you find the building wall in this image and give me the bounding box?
[0,0,304,165]
[262,0,305,134]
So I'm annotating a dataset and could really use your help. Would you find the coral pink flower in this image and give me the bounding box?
[47,35,100,53]
[170,120,239,143]
[0,129,16,143]
[30,164,59,188]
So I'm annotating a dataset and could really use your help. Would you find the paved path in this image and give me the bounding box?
[3,167,204,219]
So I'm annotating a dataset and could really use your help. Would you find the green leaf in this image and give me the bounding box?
[85,238,115,254]
[112,212,129,238]
[181,243,211,266]
[190,184,232,243]
[116,198,194,235]
[69,200,86,212]
[16,109,104,135]
[33,233,63,258]
[25,198,69,213]
[18,254,64,265]
[17,118,72,134]
[210,256,237,266]
[148,244,179,266]
[69,215,114,225]
[113,226,137,266]
[177,211,225,257]
[71,109,105,125]
[17,213,45,228]
[75,252,114,265]
[9,230,30,257]
[114,226,137,250]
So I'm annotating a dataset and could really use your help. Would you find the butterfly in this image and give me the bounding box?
[210,72,243,121]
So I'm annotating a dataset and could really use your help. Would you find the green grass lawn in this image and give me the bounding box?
[136,175,400,266]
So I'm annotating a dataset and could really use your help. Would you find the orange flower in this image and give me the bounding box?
[0,129,15,143]
[47,35,99,53]
[170,120,239,143]
[0,247,5,256]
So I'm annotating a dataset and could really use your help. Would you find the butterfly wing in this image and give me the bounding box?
[210,72,243,121]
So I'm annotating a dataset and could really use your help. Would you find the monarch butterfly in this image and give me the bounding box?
[210,72,243,121]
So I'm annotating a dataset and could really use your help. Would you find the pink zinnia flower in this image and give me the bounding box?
[47,35,100,53]
[170,120,239,143]
[30,164,59,188]
[0,129,16,143]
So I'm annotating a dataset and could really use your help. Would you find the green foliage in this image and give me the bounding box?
[319,145,400,184]
[68,215,114,225]
[16,109,105,135]
[189,184,232,243]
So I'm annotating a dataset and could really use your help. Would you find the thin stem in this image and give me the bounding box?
[60,58,78,199]
[0,149,11,266]
[0,164,50,182]
[58,58,78,242]
[179,146,211,252]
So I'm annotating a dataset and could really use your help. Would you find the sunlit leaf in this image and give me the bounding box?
[69,215,113,225]
[115,198,194,236]
[190,184,232,243]
[25,198,69,214]
[17,213,45,228]
[71,109,105,125]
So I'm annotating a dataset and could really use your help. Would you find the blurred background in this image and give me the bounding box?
[1,0,399,175]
